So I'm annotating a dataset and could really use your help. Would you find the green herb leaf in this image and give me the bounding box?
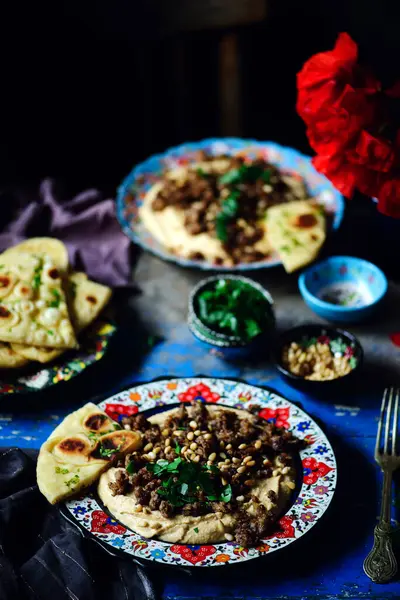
[65,474,80,489]
[262,169,271,183]
[220,483,232,503]
[99,442,123,458]
[49,288,61,308]
[193,527,199,533]
[55,466,69,474]
[32,260,43,291]
[180,483,189,496]
[175,442,181,455]
[126,461,135,474]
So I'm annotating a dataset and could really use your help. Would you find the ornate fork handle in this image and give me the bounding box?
[363,523,397,583]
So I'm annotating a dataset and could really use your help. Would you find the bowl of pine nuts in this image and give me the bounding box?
[273,324,363,388]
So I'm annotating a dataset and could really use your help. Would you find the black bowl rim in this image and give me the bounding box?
[188,274,275,345]
[273,323,364,384]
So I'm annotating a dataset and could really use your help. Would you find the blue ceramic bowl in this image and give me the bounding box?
[298,256,388,323]
[188,275,275,359]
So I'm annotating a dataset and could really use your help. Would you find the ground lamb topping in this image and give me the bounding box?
[112,400,304,546]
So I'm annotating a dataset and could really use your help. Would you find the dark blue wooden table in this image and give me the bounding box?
[2,250,400,599]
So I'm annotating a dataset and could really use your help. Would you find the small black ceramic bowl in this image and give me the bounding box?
[188,275,275,359]
[273,324,363,391]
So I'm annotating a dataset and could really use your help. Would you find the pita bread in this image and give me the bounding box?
[0,342,30,368]
[12,274,112,363]
[0,253,77,348]
[37,402,142,504]
[2,238,69,271]
[266,200,326,273]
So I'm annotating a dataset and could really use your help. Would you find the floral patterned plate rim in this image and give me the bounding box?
[116,138,345,271]
[0,318,116,396]
[61,377,337,567]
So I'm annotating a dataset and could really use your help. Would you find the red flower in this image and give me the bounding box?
[170,544,216,565]
[104,403,138,421]
[91,510,126,534]
[258,407,290,429]
[303,457,334,485]
[178,383,220,403]
[297,32,400,217]
[377,177,400,218]
[317,335,330,345]
[389,332,400,347]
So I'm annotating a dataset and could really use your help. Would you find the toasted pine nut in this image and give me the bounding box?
[244,479,254,486]
[189,420,197,429]
[254,440,262,449]
[187,431,194,441]
[181,445,188,454]
[237,466,246,474]
[247,460,256,467]
[147,451,156,460]
[263,458,270,466]
[236,495,245,502]
[190,442,198,451]
[243,456,252,464]
[124,424,131,430]
[232,457,240,464]
[224,533,234,541]
[220,452,227,459]
[193,455,201,463]
[226,444,232,450]
[144,442,153,452]
[208,452,217,462]
[162,429,169,437]
[154,447,161,455]
[239,443,247,450]
[194,430,201,436]
[204,433,212,440]
[286,481,296,490]
[281,466,290,475]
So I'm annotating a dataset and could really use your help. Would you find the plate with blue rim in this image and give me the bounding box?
[116,138,345,271]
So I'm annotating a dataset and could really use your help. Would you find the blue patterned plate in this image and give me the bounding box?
[116,138,345,271]
[62,377,337,568]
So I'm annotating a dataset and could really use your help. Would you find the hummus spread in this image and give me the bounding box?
[98,406,297,544]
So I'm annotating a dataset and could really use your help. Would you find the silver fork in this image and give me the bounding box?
[364,387,400,583]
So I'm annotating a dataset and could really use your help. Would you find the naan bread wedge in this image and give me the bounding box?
[266,200,326,273]
[2,238,69,271]
[37,402,142,504]
[0,253,77,348]
[12,273,112,363]
[0,342,29,368]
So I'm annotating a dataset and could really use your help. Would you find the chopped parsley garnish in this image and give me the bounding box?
[49,288,61,308]
[0,264,4,270]
[32,260,43,291]
[47,329,54,336]
[175,442,181,455]
[147,458,232,507]
[126,460,135,474]
[55,466,70,474]
[65,474,80,488]
[196,278,274,341]
[69,281,77,299]
[99,441,123,458]
[193,527,199,533]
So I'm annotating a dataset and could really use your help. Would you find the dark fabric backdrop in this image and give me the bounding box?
[0,0,399,193]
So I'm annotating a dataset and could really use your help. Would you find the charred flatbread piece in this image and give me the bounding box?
[266,200,326,272]
[0,254,77,348]
[37,403,142,504]
[12,273,112,363]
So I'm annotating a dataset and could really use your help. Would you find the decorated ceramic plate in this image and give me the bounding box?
[61,377,336,567]
[0,317,116,395]
[116,138,345,271]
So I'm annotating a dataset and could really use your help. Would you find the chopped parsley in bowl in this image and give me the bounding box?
[188,275,275,354]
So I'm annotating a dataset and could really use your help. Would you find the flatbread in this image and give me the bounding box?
[12,273,112,363]
[2,238,69,271]
[37,402,142,504]
[0,342,30,369]
[0,253,77,348]
[266,200,326,272]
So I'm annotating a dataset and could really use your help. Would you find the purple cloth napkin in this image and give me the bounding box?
[0,179,132,286]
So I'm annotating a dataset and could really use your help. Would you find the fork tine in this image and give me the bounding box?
[384,387,394,454]
[392,389,399,456]
[376,388,388,456]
